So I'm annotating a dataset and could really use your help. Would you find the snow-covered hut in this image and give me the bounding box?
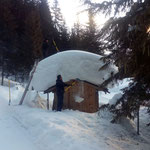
[31,50,117,113]
[44,79,101,113]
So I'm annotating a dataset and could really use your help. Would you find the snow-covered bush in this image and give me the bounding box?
[109,93,122,106]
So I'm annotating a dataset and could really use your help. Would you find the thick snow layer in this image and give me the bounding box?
[109,93,122,105]
[31,50,117,91]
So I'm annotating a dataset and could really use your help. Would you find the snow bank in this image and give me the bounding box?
[119,117,136,133]
[109,93,122,105]
[0,78,19,87]
[20,90,53,109]
[23,91,47,109]
[99,78,131,104]
[31,50,117,92]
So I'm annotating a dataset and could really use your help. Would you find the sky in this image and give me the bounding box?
[48,0,108,28]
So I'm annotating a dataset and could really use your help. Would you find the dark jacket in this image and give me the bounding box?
[42,41,49,50]
[56,79,68,95]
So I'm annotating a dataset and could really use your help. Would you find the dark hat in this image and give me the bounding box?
[57,75,61,80]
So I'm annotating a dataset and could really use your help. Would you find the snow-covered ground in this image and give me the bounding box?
[0,86,38,150]
[0,80,150,150]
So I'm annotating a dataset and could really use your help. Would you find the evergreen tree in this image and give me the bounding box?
[51,0,64,32]
[0,0,18,79]
[39,0,54,38]
[0,0,17,45]
[39,0,57,55]
[51,0,70,51]
[59,23,70,50]
[24,9,43,59]
[70,11,101,54]
[81,9,102,54]
[70,28,78,49]
[70,21,83,50]
[83,0,150,120]
[0,0,44,79]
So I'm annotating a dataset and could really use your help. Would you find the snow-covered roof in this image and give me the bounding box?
[31,50,117,92]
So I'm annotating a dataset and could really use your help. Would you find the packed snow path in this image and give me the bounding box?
[12,106,150,150]
[0,86,38,150]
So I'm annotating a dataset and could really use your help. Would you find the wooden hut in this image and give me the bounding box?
[44,79,102,113]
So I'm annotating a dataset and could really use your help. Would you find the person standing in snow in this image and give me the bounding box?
[42,39,49,58]
[56,75,69,111]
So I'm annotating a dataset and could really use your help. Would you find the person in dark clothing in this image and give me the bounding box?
[42,39,49,58]
[56,75,69,111]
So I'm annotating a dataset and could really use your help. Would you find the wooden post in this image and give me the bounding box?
[52,93,57,111]
[47,93,49,110]
[137,108,140,135]
[19,61,38,105]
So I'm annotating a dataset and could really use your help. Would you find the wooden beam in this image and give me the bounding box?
[44,85,56,94]
[44,79,107,94]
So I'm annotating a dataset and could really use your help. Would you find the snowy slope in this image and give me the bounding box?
[10,103,150,150]
[31,50,117,91]
[0,86,38,150]
[0,83,150,150]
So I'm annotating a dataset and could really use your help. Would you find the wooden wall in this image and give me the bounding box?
[52,80,99,113]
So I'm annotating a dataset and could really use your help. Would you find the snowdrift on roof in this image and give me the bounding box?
[31,50,117,92]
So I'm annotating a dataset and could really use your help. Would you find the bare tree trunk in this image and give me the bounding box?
[1,66,4,85]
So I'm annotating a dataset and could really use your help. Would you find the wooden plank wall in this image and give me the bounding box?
[52,80,99,113]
